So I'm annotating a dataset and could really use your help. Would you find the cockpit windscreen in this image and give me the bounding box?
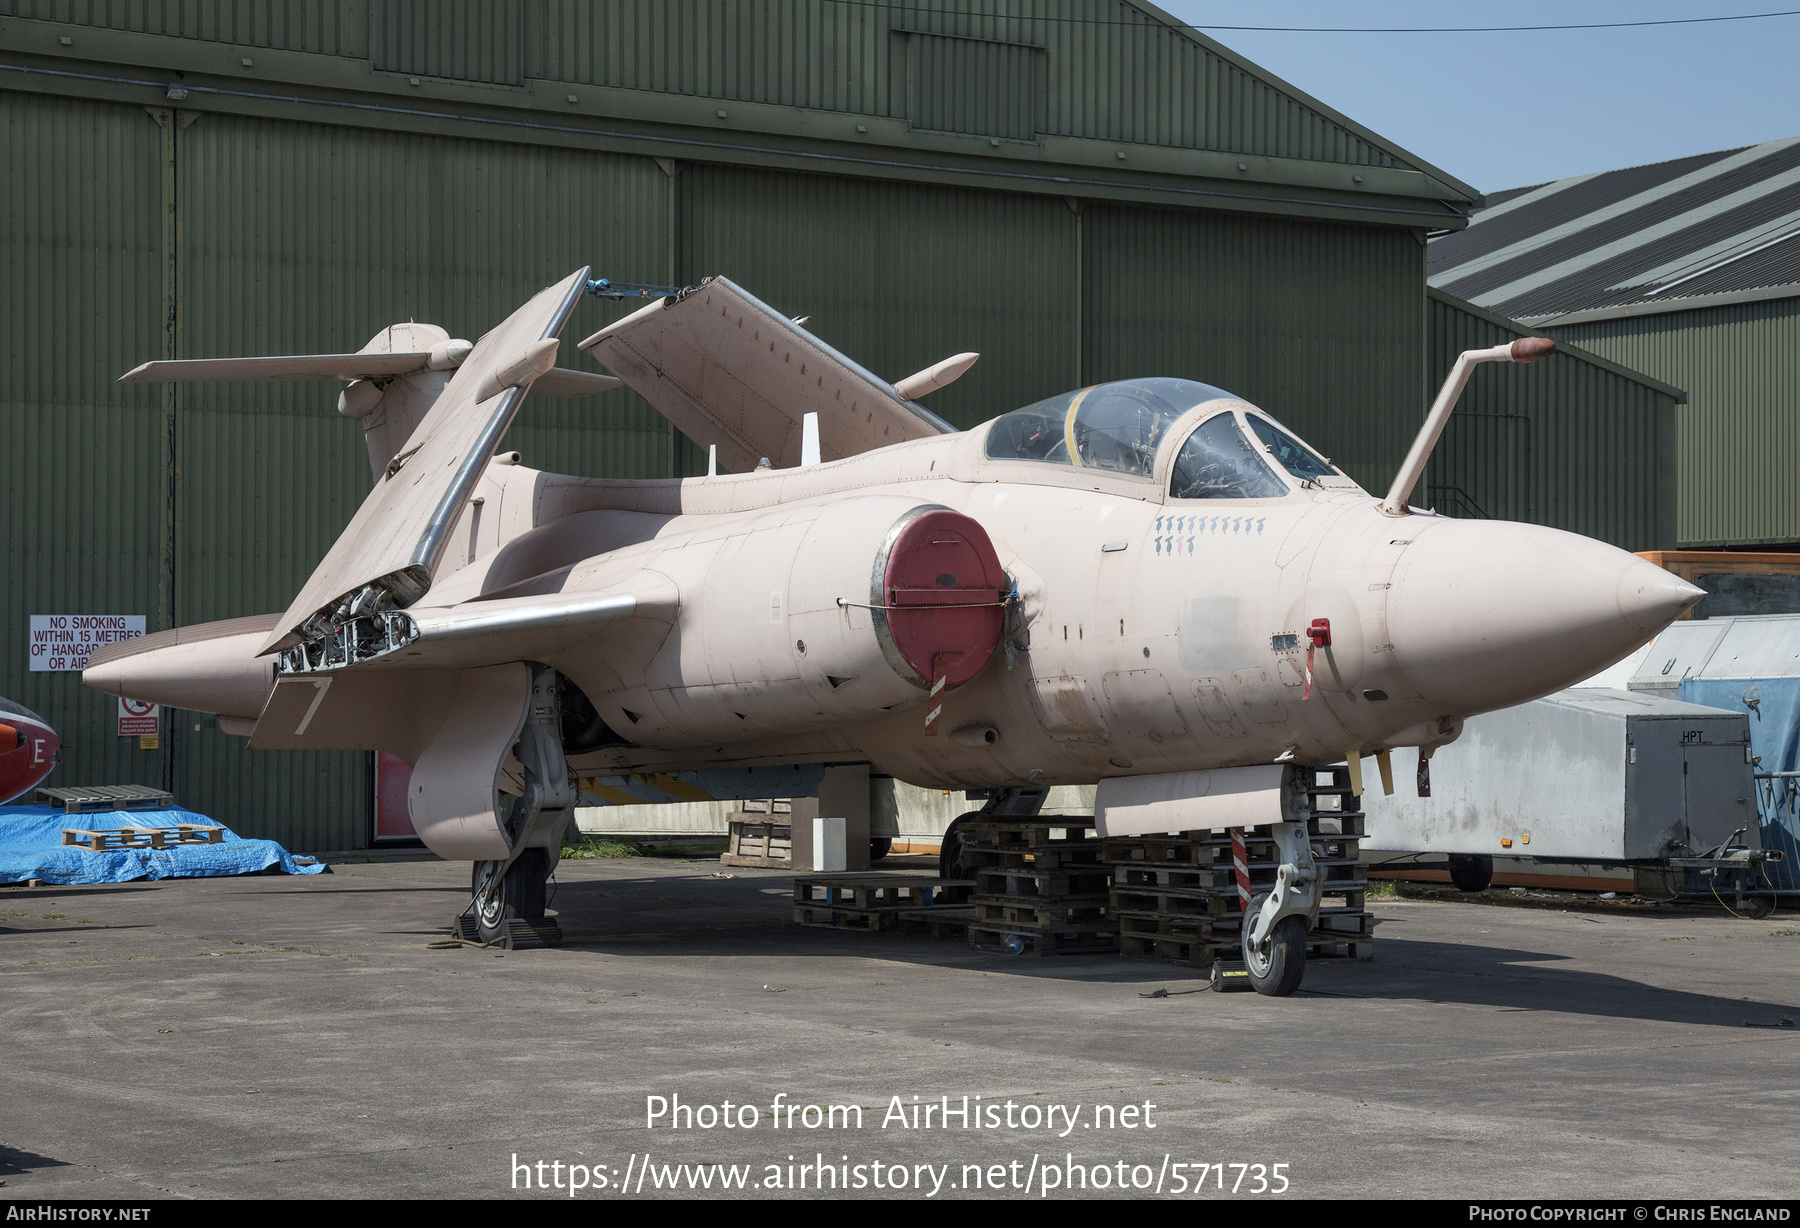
[1168,412,1289,500]
[1246,414,1337,483]
[983,378,1236,478]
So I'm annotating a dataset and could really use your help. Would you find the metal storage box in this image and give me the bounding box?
[1363,689,1755,862]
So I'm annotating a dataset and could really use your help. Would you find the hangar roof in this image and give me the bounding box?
[1428,136,1800,325]
[0,0,1479,228]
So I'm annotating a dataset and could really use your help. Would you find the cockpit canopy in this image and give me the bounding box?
[982,377,1346,499]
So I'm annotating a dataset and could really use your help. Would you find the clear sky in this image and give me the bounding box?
[1154,1,1800,196]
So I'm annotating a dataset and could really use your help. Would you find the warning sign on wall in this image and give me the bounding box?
[29,615,145,672]
[118,696,160,737]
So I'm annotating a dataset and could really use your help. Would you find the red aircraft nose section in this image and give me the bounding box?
[0,700,62,805]
[879,508,1008,689]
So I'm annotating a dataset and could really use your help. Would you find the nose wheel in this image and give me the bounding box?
[1241,893,1309,996]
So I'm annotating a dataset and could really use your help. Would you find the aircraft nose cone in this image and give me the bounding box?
[1387,520,1702,714]
[1618,560,1706,634]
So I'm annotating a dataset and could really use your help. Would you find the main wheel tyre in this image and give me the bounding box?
[870,837,893,862]
[939,812,982,880]
[470,849,550,944]
[1447,853,1494,893]
[1241,899,1308,997]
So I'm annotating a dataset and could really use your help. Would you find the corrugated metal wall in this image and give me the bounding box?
[524,0,1406,164]
[1552,299,1800,548]
[1429,291,1678,552]
[0,93,679,850]
[370,0,523,85]
[678,163,1082,429]
[1083,205,1425,492]
[1,91,168,804]
[907,32,1046,141]
[0,0,368,56]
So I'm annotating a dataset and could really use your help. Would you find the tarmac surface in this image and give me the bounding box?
[2,851,1797,1201]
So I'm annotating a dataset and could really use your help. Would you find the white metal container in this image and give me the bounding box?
[1363,688,1755,861]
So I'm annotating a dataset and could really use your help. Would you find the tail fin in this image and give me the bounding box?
[260,267,591,656]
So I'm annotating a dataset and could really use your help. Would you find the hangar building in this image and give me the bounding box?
[0,1,1674,850]
[1430,136,1800,548]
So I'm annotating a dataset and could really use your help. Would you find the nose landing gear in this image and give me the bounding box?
[1238,819,1324,997]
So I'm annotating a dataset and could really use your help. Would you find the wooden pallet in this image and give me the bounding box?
[720,819,791,869]
[38,785,175,813]
[961,844,1105,872]
[959,818,1102,856]
[895,906,974,938]
[973,897,1109,928]
[61,824,225,851]
[1111,885,1228,920]
[792,875,972,910]
[1104,830,1364,869]
[794,904,895,932]
[1119,922,1373,968]
[967,923,1118,957]
[1116,909,1209,939]
[973,867,1112,899]
[1119,931,1225,967]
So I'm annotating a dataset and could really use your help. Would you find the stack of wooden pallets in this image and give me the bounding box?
[962,816,1118,957]
[1105,768,1372,969]
[793,874,973,932]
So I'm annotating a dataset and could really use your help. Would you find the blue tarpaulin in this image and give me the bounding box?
[1680,677,1800,893]
[0,805,329,885]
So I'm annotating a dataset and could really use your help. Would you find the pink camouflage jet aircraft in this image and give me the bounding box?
[84,269,1701,994]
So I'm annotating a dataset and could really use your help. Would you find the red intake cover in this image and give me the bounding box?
[882,509,1006,689]
[0,702,61,806]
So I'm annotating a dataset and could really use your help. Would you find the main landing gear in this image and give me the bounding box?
[454,666,574,950]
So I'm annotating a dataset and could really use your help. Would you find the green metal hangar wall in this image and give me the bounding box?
[1,0,1480,851]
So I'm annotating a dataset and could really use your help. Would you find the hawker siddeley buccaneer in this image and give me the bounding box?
[84,267,1703,994]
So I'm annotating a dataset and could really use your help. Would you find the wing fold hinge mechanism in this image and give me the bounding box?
[277,579,424,676]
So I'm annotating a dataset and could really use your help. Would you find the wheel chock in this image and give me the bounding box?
[1210,958,1253,993]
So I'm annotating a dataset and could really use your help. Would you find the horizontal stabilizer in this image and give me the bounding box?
[579,276,954,473]
[119,354,433,382]
[118,354,616,397]
[522,367,622,397]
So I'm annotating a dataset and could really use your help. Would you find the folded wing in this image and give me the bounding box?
[579,275,956,473]
[261,267,591,655]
